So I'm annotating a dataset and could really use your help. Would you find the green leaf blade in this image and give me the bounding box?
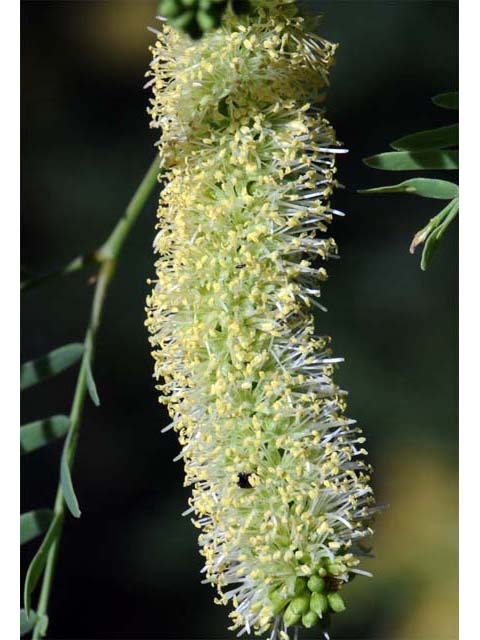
[432,91,459,110]
[421,231,441,271]
[21,343,84,391]
[85,358,100,406]
[359,178,458,200]
[21,509,53,545]
[24,513,63,617]
[390,123,458,151]
[60,443,82,519]
[21,415,70,454]
[363,150,459,171]
[421,199,459,271]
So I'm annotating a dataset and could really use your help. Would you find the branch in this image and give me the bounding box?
[30,155,160,639]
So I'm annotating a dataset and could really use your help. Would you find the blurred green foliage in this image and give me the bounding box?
[362,93,459,271]
[157,1,251,39]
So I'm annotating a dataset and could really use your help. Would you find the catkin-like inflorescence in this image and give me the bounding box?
[145,2,375,638]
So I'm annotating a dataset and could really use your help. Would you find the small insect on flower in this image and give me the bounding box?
[145,1,376,638]
[237,472,253,488]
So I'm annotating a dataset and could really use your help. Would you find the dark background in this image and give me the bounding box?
[21,1,458,638]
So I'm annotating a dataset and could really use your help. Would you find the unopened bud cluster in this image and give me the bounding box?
[269,559,349,632]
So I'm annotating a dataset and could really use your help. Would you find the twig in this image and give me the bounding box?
[31,156,160,639]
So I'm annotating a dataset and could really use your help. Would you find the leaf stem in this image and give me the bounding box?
[21,252,100,292]
[31,156,159,638]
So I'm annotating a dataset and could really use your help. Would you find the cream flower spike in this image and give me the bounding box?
[145,2,376,638]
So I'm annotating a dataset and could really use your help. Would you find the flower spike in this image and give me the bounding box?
[146,2,376,637]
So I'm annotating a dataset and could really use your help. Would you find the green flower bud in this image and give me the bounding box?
[310,592,328,617]
[268,588,284,604]
[326,561,347,576]
[307,575,326,593]
[294,576,308,595]
[283,603,301,628]
[318,566,328,577]
[302,610,319,629]
[290,594,310,616]
[327,592,346,613]
[268,588,290,615]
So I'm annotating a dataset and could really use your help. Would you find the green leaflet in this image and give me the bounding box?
[21,343,84,391]
[390,124,458,151]
[363,150,458,171]
[359,178,458,200]
[20,510,53,545]
[419,198,459,271]
[432,91,459,110]
[21,415,70,454]
[360,91,459,270]
[20,609,37,636]
[20,610,48,638]
[24,513,63,617]
[60,431,81,519]
[85,357,100,406]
